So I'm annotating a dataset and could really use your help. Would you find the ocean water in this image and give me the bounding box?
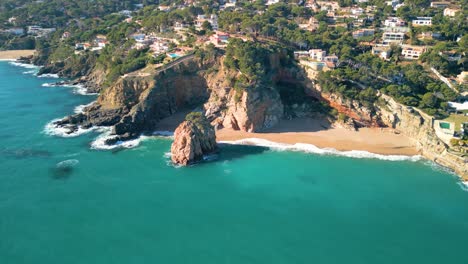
[1,61,468,264]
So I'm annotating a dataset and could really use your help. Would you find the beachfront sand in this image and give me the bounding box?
[0,50,35,60]
[155,114,418,156]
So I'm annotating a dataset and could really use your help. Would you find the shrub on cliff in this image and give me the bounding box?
[185,112,209,129]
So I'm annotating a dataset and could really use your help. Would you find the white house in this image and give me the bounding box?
[401,45,426,60]
[266,0,280,5]
[412,17,432,26]
[372,45,392,60]
[384,17,406,27]
[382,32,405,44]
[309,49,327,61]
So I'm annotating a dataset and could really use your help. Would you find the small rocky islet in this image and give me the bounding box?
[170,112,217,166]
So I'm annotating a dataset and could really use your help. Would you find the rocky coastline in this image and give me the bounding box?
[36,52,467,178]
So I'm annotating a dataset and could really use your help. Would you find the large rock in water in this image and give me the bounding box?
[171,112,217,166]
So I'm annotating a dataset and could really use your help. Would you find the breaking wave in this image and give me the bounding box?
[219,138,422,161]
[23,70,37,75]
[44,118,99,138]
[37,73,59,78]
[459,181,468,192]
[90,128,146,150]
[9,61,40,69]
[74,102,94,114]
[41,82,97,96]
[91,129,174,150]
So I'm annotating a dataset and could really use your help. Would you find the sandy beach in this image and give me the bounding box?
[0,50,35,60]
[155,113,418,156]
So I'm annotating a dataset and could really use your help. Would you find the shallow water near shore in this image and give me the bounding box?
[1,61,468,264]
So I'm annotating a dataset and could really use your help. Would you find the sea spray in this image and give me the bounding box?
[44,118,101,138]
[37,73,59,78]
[9,61,40,69]
[41,83,97,96]
[74,102,95,114]
[90,128,146,150]
[458,181,468,192]
[91,130,173,150]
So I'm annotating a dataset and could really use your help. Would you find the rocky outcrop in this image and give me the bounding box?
[55,57,211,141]
[376,94,468,179]
[221,87,283,132]
[171,113,217,165]
[56,54,287,145]
[203,58,283,132]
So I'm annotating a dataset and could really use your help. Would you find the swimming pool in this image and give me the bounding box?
[168,53,181,58]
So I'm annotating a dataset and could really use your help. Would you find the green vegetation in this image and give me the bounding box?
[98,46,151,84]
[444,114,468,132]
[0,0,466,120]
[316,70,378,108]
[381,63,457,117]
[185,111,211,130]
[185,112,204,123]
[0,0,158,28]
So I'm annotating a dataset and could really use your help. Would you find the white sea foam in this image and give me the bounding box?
[0,59,16,61]
[59,84,97,96]
[56,159,79,168]
[90,128,148,150]
[37,73,59,78]
[23,70,37,74]
[41,82,97,96]
[73,102,95,114]
[91,129,175,150]
[9,61,40,69]
[44,118,97,138]
[459,181,468,192]
[219,138,422,161]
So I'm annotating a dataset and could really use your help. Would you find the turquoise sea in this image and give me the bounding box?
[1,61,468,263]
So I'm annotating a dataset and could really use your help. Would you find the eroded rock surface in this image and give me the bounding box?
[171,113,217,166]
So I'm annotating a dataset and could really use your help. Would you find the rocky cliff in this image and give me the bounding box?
[171,113,217,166]
[377,94,468,179]
[301,67,379,127]
[300,66,467,179]
[204,60,283,132]
[55,54,286,144]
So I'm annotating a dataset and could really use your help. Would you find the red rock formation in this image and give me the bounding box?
[171,113,217,166]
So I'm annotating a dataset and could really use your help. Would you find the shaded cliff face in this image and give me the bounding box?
[171,114,217,166]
